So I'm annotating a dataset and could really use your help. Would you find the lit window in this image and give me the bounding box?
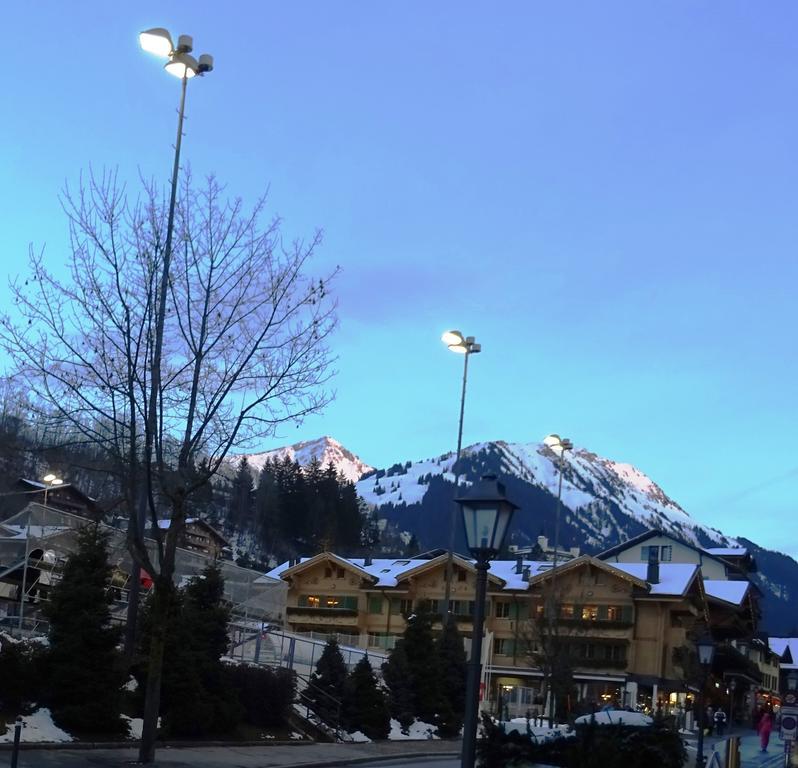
[582,605,598,621]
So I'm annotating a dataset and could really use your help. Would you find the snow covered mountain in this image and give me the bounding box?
[226,436,373,484]
[356,439,736,552]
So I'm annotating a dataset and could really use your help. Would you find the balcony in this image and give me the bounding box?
[287,605,358,619]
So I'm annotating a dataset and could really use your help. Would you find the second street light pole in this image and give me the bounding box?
[441,330,481,617]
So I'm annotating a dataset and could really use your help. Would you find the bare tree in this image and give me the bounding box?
[1,170,337,761]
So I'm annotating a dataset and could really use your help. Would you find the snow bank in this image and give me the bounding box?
[388,718,439,740]
[0,708,73,743]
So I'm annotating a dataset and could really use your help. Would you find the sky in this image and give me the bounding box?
[1,3,797,554]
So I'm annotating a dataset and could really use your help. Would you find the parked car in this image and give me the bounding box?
[574,710,653,726]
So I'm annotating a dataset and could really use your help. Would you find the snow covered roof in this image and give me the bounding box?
[703,579,750,606]
[0,524,70,540]
[266,552,507,589]
[769,637,798,668]
[156,518,199,529]
[611,563,699,597]
[703,547,748,558]
[487,559,552,590]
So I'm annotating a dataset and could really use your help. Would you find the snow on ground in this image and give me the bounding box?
[388,718,439,740]
[0,708,73,743]
[574,710,653,726]
[504,719,572,740]
[122,715,143,739]
[347,730,371,743]
[123,676,138,692]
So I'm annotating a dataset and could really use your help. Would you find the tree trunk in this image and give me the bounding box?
[138,576,173,763]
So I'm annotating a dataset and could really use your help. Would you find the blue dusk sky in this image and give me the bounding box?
[1,3,796,554]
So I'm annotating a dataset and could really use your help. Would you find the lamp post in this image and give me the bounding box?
[18,474,62,633]
[455,474,518,768]
[441,330,482,617]
[542,434,573,572]
[695,633,716,768]
[127,27,214,661]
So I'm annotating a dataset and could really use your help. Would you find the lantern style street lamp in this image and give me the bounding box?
[727,678,736,728]
[695,633,716,768]
[456,474,518,768]
[441,330,481,617]
[788,671,798,691]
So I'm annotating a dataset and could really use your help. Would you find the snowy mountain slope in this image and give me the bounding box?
[226,436,373,484]
[356,439,736,550]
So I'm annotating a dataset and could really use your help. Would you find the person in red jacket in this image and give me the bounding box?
[757,709,773,752]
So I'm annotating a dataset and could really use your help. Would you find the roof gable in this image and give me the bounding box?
[527,555,649,590]
[278,552,377,584]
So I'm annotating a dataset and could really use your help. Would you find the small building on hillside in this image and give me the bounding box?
[155,518,231,560]
[2,478,102,521]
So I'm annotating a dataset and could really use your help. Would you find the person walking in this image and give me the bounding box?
[757,709,773,752]
[714,708,727,736]
[706,705,715,736]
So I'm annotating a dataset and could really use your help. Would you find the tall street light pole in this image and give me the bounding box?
[456,474,518,768]
[18,473,62,633]
[441,330,481,618]
[542,434,573,573]
[126,28,215,662]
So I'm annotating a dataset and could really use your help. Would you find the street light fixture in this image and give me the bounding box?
[543,434,573,572]
[695,633,715,768]
[456,474,518,768]
[441,330,481,617]
[788,671,798,691]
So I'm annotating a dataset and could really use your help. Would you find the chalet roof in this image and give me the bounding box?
[597,529,753,574]
[593,560,699,597]
[768,637,798,668]
[703,579,750,606]
[265,552,506,589]
[17,478,97,504]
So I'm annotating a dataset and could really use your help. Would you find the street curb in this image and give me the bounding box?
[287,751,461,768]
[0,739,309,751]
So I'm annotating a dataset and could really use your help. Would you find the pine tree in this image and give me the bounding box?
[307,638,348,725]
[228,457,255,530]
[342,655,390,739]
[435,618,467,737]
[135,564,241,738]
[381,641,415,733]
[44,524,125,734]
[401,613,441,724]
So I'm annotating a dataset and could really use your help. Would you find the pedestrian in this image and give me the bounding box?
[706,705,714,736]
[757,709,773,752]
[714,708,726,736]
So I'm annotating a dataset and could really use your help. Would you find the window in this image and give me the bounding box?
[452,600,474,616]
[458,570,467,582]
[417,598,440,614]
[298,594,321,608]
[336,566,346,578]
[495,601,511,618]
[494,638,515,656]
[641,544,672,561]
[560,604,574,619]
[581,605,598,621]
[607,605,621,621]
[324,567,332,578]
[390,598,413,616]
[368,596,384,614]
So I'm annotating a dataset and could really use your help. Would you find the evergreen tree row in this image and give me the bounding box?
[225,455,365,560]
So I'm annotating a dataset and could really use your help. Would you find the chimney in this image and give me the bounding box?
[647,546,660,584]
[515,555,523,575]
[522,565,531,582]
[364,553,373,567]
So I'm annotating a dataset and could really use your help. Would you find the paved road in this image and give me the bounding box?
[3,741,460,768]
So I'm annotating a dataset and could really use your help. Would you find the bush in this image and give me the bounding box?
[0,635,47,714]
[227,663,296,728]
[476,715,686,768]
